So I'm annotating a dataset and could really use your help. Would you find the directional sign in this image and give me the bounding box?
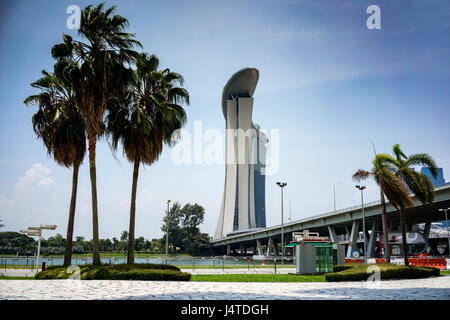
[40,224,57,230]
[24,230,41,236]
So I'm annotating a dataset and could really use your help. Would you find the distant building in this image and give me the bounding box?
[420,167,445,187]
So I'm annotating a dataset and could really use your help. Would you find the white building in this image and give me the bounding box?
[214,68,268,239]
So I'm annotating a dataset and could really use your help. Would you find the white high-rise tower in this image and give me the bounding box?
[214,68,268,239]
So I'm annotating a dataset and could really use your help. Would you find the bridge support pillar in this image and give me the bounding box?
[226,245,231,255]
[266,237,276,257]
[367,222,378,258]
[256,240,263,255]
[328,225,337,245]
[346,220,360,258]
[345,225,351,241]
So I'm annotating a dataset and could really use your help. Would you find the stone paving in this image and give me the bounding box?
[1,276,449,300]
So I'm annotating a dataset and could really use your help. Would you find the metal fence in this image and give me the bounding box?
[0,256,296,274]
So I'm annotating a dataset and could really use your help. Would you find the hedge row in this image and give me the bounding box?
[325,263,440,282]
[35,263,190,281]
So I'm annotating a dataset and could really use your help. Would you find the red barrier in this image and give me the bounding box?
[408,257,447,270]
[344,257,446,269]
[345,258,361,264]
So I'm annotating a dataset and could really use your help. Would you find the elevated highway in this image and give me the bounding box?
[211,183,450,258]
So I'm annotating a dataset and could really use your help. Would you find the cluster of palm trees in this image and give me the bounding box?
[353,143,438,265]
[25,4,189,266]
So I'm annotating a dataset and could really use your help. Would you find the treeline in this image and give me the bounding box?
[0,231,209,256]
[0,202,211,255]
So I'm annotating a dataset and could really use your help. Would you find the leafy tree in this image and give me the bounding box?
[106,53,188,264]
[112,237,119,251]
[120,230,129,245]
[134,236,146,251]
[161,201,184,252]
[51,3,141,265]
[47,234,66,247]
[191,233,211,255]
[25,62,86,267]
[0,232,36,255]
[180,203,205,253]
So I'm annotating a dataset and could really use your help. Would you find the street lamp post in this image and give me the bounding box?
[356,185,367,257]
[334,181,342,212]
[276,182,287,263]
[438,208,450,256]
[165,200,171,258]
[20,224,56,273]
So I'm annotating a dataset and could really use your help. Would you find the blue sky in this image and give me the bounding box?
[0,0,449,240]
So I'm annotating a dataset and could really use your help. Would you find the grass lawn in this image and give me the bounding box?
[190,274,326,282]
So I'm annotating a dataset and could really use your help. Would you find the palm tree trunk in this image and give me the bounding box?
[88,132,101,265]
[63,162,80,267]
[127,159,140,265]
[380,188,391,263]
[399,208,409,266]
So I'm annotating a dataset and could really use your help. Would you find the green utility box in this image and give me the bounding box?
[315,243,334,273]
[294,242,334,274]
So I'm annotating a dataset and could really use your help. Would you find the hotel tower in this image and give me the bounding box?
[214,68,268,239]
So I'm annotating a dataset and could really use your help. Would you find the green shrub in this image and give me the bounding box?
[325,263,440,282]
[332,265,352,272]
[35,263,190,281]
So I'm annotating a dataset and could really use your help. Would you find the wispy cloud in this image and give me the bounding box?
[15,163,53,192]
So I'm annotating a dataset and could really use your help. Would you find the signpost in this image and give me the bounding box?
[20,224,57,273]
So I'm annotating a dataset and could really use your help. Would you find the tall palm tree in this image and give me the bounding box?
[353,153,413,263]
[386,144,438,265]
[106,53,189,264]
[24,62,86,267]
[51,3,141,265]
[391,144,438,204]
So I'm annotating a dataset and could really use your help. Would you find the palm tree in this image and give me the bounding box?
[353,152,413,263]
[51,3,141,265]
[391,144,438,204]
[24,62,86,267]
[106,53,189,264]
[387,144,438,265]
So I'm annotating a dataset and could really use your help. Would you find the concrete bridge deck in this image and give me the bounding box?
[211,183,450,257]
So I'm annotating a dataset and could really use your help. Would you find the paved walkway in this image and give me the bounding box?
[1,276,449,300]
